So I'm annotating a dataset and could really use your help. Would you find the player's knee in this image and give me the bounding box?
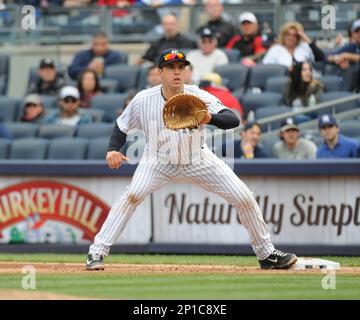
[126,192,142,206]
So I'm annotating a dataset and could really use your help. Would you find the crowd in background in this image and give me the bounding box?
[0,0,359,160]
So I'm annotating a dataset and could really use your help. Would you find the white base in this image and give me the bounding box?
[293,258,340,270]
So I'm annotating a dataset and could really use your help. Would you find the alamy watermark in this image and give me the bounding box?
[21,265,36,290]
[321,5,336,30]
[21,5,36,30]
[321,270,336,290]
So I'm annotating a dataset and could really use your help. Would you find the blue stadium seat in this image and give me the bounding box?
[100,78,119,93]
[76,123,113,139]
[87,137,108,160]
[318,91,360,115]
[6,122,38,138]
[320,75,343,92]
[87,108,105,123]
[265,76,288,94]
[9,138,49,159]
[90,93,128,122]
[255,106,290,130]
[0,97,20,122]
[104,64,140,93]
[241,92,283,118]
[0,138,11,159]
[260,135,279,158]
[339,119,360,138]
[38,124,76,139]
[48,137,88,160]
[221,49,241,63]
[248,64,288,92]
[137,65,151,90]
[214,64,249,92]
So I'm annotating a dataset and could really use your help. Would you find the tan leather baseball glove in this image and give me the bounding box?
[163,93,208,130]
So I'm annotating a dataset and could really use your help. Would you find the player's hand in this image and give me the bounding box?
[106,151,129,169]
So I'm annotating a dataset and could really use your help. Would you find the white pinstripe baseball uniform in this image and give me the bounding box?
[89,84,275,260]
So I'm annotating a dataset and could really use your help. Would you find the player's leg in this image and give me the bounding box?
[87,160,178,269]
[183,148,297,269]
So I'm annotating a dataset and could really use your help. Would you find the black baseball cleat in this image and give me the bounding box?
[259,249,297,269]
[86,253,105,270]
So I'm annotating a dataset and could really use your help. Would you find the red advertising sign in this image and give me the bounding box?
[0,180,110,243]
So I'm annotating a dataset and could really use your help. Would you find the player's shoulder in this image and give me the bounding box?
[132,85,162,101]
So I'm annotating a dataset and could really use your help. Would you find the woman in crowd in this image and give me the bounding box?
[283,61,324,120]
[262,21,324,69]
[77,69,103,109]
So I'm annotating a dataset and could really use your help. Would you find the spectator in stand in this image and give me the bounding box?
[327,19,360,92]
[20,94,46,123]
[199,72,244,119]
[145,65,162,88]
[42,86,93,126]
[0,122,13,139]
[28,58,65,96]
[97,0,135,17]
[221,122,267,159]
[225,12,266,66]
[63,0,94,7]
[138,13,196,65]
[262,22,325,70]
[68,32,126,80]
[317,114,359,158]
[184,63,194,85]
[77,69,104,109]
[187,27,229,84]
[283,61,324,120]
[198,0,237,48]
[273,117,317,159]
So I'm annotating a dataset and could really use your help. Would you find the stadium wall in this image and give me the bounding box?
[0,160,359,255]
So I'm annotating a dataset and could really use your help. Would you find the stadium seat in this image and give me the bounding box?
[265,76,288,94]
[76,122,113,139]
[104,64,140,93]
[255,106,290,130]
[100,78,119,93]
[137,65,151,90]
[0,97,20,122]
[87,137,108,160]
[260,134,279,158]
[90,93,128,122]
[87,108,105,122]
[6,122,38,138]
[339,119,360,138]
[48,137,88,160]
[9,138,49,159]
[318,91,360,115]
[321,75,343,92]
[241,92,283,118]
[0,138,11,159]
[248,64,288,92]
[221,49,241,63]
[0,54,10,95]
[38,124,76,139]
[214,64,249,92]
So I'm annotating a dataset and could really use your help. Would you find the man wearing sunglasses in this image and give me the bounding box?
[42,86,93,126]
[86,48,297,271]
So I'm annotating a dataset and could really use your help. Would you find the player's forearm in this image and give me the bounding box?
[209,109,240,129]
[107,123,127,152]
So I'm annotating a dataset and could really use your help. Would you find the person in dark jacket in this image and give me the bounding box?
[138,14,196,65]
[28,58,65,96]
[68,32,126,80]
[198,0,237,48]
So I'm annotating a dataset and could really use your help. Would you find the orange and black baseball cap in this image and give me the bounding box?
[158,48,190,69]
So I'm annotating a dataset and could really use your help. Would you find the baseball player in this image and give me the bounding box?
[86,48,297,270]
